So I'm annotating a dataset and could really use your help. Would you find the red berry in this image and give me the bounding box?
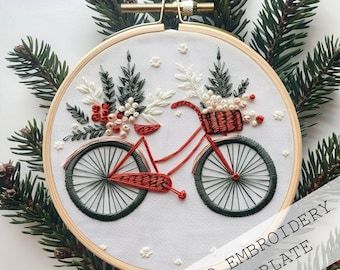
[102,103,110,110]
[102,109,109,116]
[249,94,256,100]
[91,113,101,122]
[117,112,124,119]
[256,115,264,124]
[112,125,120,133]
[101,116,109,124]
[92,104,101,113]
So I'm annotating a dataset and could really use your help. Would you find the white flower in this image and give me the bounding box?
[178,43,188,54]
[282,150,290,157]
[53,141,64,151]
[149,56,161,68]
[174,258,183,267]
[72,123,80,130]
[273,110,285,121]
[175,110,183,117]
[140,247,153,259]
[210,247,217,256]
[99,244,107,250]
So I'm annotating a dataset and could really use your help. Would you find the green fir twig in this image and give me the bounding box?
[86,0,147,36]
[100,67,117,113]
[63,124,106,141]
[6,36,68,108]
[8,120,43,174]
[286,36,340,133]
[296,133,340,200]
[251,0,319,78]
[66,103,90,125]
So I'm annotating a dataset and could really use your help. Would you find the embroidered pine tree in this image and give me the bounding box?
[117,51,146,112]
[99,66,116,113]
[206,49,249,98]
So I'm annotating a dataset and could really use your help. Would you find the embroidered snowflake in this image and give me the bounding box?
[140,247,153,259]
[178,43,188,54]
[175,110,183,117]
[273,110,284,121]
[210,247,217,256]
[149,56,161,68]
[53,141,64,150]
[282,150,290,157]
[174,258,183,267]
[99,244,107,250]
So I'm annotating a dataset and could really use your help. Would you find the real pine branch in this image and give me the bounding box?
[86,0,147,36]
[295,133,340,200]
[6,36,68,108]
[196,0,249,40]
[66,103,90,124]
[0,163,115,270]
[8,119,43,174]
[100,66,117,113]
[251,0,319,78]
[286,36,340,133]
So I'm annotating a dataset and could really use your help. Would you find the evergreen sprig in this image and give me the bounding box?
[251,0,319,78]
[118,51,145,106]
[8,120,43,174]
[198,0,249,40]
[286,36,340,133]
[0,163,115,270]
[63,124,106,141]
[100,67,117,113]
[6,36,68,108]
[296,133,340,200]
[66,103,90,125]
[86,0,147,36]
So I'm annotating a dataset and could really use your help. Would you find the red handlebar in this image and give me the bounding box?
[171,100,201,116]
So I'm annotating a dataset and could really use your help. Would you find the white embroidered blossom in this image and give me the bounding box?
[149,56,161,68]
[72,123,80,130]
[53,141,64,150]
[140,247,153,259]
[178,43,188,54]
[273,110,284,121]
[175,110,183,117]
[210,247,217,256]
[99,244,107,250]
[174,258,183,267]
[76,77,103,105]
[282,150,290,157]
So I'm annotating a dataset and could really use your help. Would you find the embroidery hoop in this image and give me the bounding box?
[43,1,302,269]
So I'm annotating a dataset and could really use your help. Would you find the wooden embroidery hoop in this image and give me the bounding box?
[43,1,302,269]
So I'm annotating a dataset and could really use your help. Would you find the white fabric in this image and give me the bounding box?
[49,30,296,270]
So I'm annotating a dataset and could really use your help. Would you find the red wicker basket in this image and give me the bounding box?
[199,110,243,135]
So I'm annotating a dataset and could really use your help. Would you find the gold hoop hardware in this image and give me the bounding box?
[121,1,214,18]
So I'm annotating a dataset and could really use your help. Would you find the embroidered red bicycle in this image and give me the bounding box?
[64,100,277,221]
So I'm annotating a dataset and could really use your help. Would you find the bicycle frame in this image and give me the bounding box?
[108,126,237,179]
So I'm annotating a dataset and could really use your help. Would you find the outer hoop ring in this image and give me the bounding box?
[43,23,302,270]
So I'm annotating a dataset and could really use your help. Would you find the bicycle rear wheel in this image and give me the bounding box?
[65,140,148,221]
[194,136,277,217]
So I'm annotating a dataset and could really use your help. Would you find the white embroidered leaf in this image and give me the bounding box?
[141,113,157,123]
[76,77,103,105]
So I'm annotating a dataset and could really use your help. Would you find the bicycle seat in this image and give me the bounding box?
[134,124,161,135]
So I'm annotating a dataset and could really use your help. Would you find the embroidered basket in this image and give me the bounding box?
[199,110,243,135]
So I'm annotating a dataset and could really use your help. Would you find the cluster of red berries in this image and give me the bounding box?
[91,103,110,124]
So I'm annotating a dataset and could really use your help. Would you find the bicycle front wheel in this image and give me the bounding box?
[65,140,148,221]
[194,136,277,217]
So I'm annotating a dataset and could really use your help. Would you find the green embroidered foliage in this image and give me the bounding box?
[8,120,43,174]
[63,124,106,141]
[118,51,145,108]
[99,67,116,113]
[66,103,89,125]
[6,36,68,108]
[286,36,340,133]
[251,0,319,78]
[198,0,249,40]
[296,133,340,200]
[206,49,249,98]
[86,0,147,36]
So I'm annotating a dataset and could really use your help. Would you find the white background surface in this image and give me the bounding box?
[0,0,339,269]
